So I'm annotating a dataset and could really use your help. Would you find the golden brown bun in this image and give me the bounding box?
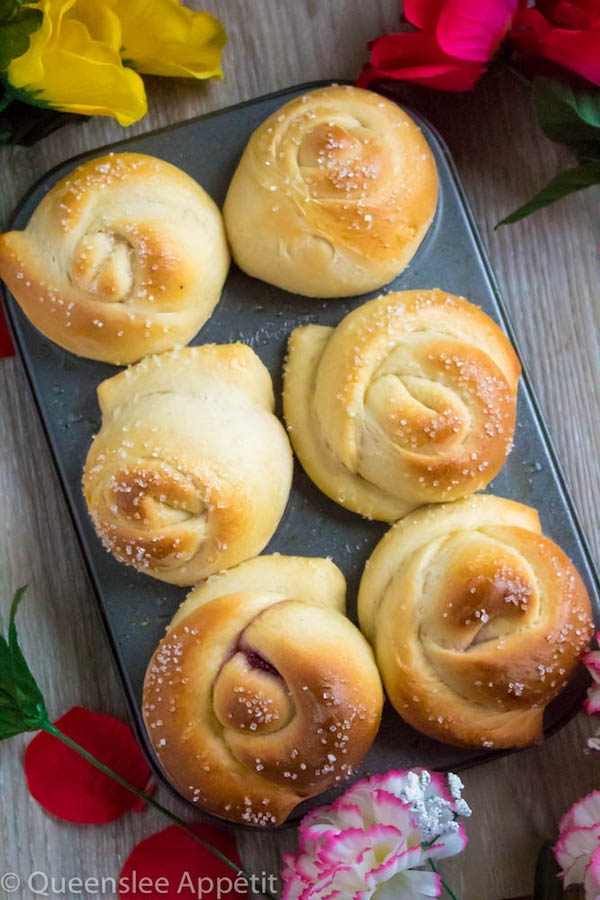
[283,289,521,521]
[358,494,593,749]
[223,85,437,298]
[83,345,293,585]
[143,555,383,825]
[0,153,229,364]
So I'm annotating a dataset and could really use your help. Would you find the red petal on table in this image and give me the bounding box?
[358,30,485,91]
[0,303,15,357]
[24,706,154,824]
[436,0,519,62]
[404,0,445,29]
[119,824,249,899]
[510,8,600,86]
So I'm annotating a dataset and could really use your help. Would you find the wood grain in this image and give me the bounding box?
[0,2,598,898]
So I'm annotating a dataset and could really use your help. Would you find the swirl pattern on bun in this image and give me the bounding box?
[284,289,521,521]
[224,84,438,298]
[143,555,383,825]
[83,345,293,585]
[0,153,229,364]
[358,495,593,748]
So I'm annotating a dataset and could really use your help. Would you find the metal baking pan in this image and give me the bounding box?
[3,80,599,825]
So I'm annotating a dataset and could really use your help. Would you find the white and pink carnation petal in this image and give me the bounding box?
[583,646,600,679]
[298,806,351,857]
[298,806,331,834]
[415,768,454,805]
[424,824,468,861]
[291,869,344,900]
[281,853,321,899]
[336,783,383,827]
[424,771,453,804]
[368,868,442,899]
[296,819,331,857]
[292,851,328,885]
[281,875,307,900]
[560,792,600,832]
[300,806,344,836]
[375,770,427,805]
[369,770,412,793]
[317,828,381,868]
[299,828,338,861]
[282,864,323,900]
[301,795,366,836]
[585,684,600,716]
[317,860,375,900]
[323,823,414,872]
[556,824,600,886]
[332,799,374,831]
[362,843,426,889]
[369,788,415,833]
[281,853,302,884]
[584,846,600,900]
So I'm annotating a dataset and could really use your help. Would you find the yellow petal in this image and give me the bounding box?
[107,0,226,79]
[8,0,147,126]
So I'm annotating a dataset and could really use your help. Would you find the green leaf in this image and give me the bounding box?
[9,586,47,725]
[0,708,31,741]
[0,636,14,695]
[0,586,48,740]
[0,80,9,112]
[0,1,42,72]
[533,77,600,155]
[496,160,600,227]
[0,79,84,146]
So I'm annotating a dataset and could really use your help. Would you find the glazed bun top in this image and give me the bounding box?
[224,84,438,298]
[0,153,229,364]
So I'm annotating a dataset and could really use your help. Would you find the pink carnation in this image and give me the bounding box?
[282,769,470,900]
[584,637,600,716]
[555,792,600,899]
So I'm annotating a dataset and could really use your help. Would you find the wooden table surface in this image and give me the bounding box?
[0,2,598,898]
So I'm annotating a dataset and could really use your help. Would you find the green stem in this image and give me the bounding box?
[429,859,458,900]
[40,720,277,900]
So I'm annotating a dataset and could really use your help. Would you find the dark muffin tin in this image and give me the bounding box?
[3,81,598,826]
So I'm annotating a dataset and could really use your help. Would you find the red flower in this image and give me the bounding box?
[119,825,248,899]
[358,0,520,92]
[510,0,600,85]
[24,707,154,824]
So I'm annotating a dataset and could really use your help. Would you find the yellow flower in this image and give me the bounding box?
[7,0,147,126]
[107,0,226,80]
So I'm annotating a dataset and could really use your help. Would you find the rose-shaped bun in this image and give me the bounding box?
[83,345,293,585]
[284,289,521,521]
[223,84,437,298]
[143,555,384,825]
[358,495,593,749]
[0,153,229,364]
